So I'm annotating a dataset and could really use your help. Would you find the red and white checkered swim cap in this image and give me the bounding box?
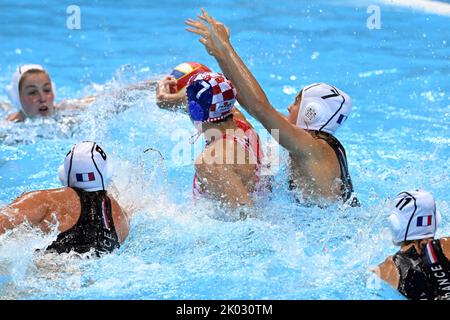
[186,72,237,123]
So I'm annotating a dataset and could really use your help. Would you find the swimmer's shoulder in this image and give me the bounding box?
[43,187,79,199]
[438,237,450,260]
[33,187,80,208]
[374,255,399,289]
[16,187,72,202]
[3,187,80,224]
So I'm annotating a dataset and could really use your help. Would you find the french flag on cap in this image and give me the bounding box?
[76,172,95,182]
[417,215,432,227]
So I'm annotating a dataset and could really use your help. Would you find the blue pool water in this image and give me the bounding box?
[0,0,448,299]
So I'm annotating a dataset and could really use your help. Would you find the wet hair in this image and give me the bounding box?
[18,69,51,94]
[399,238,433,247]
[294,88,303,105]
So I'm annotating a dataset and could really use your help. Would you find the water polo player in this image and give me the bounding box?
[186,72,269,213]
[5,64,56,122]
[4,64,97,122]
[0,141,130,256]
[186,9,359,206]
[374,189,450,300]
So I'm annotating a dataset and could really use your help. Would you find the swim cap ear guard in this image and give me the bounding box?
[58,141,113,192]
[299,100,328,125]
[388,189,441,246]
[186,78,213,123]
[186,72,236,124]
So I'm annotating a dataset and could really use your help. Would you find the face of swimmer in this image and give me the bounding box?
[287,90,303,124]
[19,71,55,117]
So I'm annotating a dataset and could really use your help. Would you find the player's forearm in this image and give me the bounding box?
[215,42,271,120]
[156,96,187,110]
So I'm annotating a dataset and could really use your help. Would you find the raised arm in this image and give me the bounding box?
[6,111,25,122]
[185,9,317,155]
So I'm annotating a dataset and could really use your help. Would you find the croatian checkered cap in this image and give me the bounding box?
[186,72,236,122]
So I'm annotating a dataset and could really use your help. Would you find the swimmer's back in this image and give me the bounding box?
[377,238,450,297]
[6,187,129,243]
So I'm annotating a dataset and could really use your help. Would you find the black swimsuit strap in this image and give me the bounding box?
[46,188,120,256]
[311,130,359,206]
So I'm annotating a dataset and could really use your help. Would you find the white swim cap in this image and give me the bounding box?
[296,83,352,135]
[388,189,442,245]
[58,141,113,192]
[6,64,56,112]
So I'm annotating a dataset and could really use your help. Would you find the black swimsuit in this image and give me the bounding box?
[289,130,359,206]
[46,188,120,256]
[393,240,450,300]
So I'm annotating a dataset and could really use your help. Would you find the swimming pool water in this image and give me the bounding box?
[0,0,448,299]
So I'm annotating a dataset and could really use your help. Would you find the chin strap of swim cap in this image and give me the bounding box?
[188,100,209,123]
[189,130,202,145]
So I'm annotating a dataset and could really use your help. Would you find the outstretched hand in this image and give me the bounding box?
[185,8,230,59]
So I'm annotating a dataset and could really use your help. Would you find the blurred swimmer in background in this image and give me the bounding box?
[2,64,96,122]
[0,62,238,122]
